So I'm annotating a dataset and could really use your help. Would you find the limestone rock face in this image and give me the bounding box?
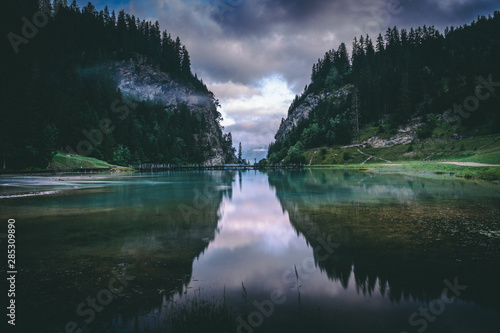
[274,93,323,142]
[274,83,420,150]
[109,57,230,165]
[111,59,210,110]
[274,84,353,142]
[341,121,419,149]
[362,124,417,148]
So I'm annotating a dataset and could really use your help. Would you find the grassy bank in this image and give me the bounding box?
[49,153,111,169]
[0,153,134,174]
[305,134,500,181]
[309,161,500,182]
[50,153,135,173]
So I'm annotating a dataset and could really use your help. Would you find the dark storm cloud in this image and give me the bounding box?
[83,0,499,91]
[378,0,500,31]
[212,0,345,37]
[188,0,367,88]
[426,0,498,26]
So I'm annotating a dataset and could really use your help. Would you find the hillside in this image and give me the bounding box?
[108,57,230,166]
[0,0,236,170]
[268,12,500,165]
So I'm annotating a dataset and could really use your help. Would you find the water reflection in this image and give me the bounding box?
[1,169,499,332]
[266,169,500,332]
[165,169,500,332]
[179,171,307,292]
[1,171,234,332]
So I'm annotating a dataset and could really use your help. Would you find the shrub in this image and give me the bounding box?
[342,151,351,161]
[417,124,433,139]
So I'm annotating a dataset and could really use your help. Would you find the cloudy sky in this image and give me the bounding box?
[78,0,498,160]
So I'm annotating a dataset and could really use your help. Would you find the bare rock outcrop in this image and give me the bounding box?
[274,85,354,142]
[109,57,229,165]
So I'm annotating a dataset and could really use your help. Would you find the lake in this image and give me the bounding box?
[1,169,500,333]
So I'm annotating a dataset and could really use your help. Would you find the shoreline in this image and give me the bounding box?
[1,161,499,183]
[307,161,500,182]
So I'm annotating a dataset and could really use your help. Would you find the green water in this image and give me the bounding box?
[1,170,499,332]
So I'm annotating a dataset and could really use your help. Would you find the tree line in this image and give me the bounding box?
[268,12,500,164]
[1,0,234,169]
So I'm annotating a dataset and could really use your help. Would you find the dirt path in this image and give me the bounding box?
[441,162,500,167]
[357,149,392,164]
[309,150,318,166]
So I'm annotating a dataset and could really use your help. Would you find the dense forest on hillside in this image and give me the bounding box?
[268,12,500,164]
[1,0,234,169]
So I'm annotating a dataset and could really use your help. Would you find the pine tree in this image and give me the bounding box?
[335,42,350,78]
[238,142,242,163]
[376,33,384,52]
[174,37,182,74]
[180,45,191,76]
[69,0,79,12]
[103,6,110,26]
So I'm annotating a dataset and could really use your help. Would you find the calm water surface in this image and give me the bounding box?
[1,170,499,332]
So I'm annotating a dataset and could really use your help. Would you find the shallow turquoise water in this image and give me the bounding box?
[1,170,499,332]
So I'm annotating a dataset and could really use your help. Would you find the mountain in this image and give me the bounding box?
[268,12,500,164]
[0,0,236,170]
[109,57,230,166]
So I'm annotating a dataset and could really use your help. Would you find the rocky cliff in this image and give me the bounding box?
[109,56,230,166]
[274,84,353,142]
